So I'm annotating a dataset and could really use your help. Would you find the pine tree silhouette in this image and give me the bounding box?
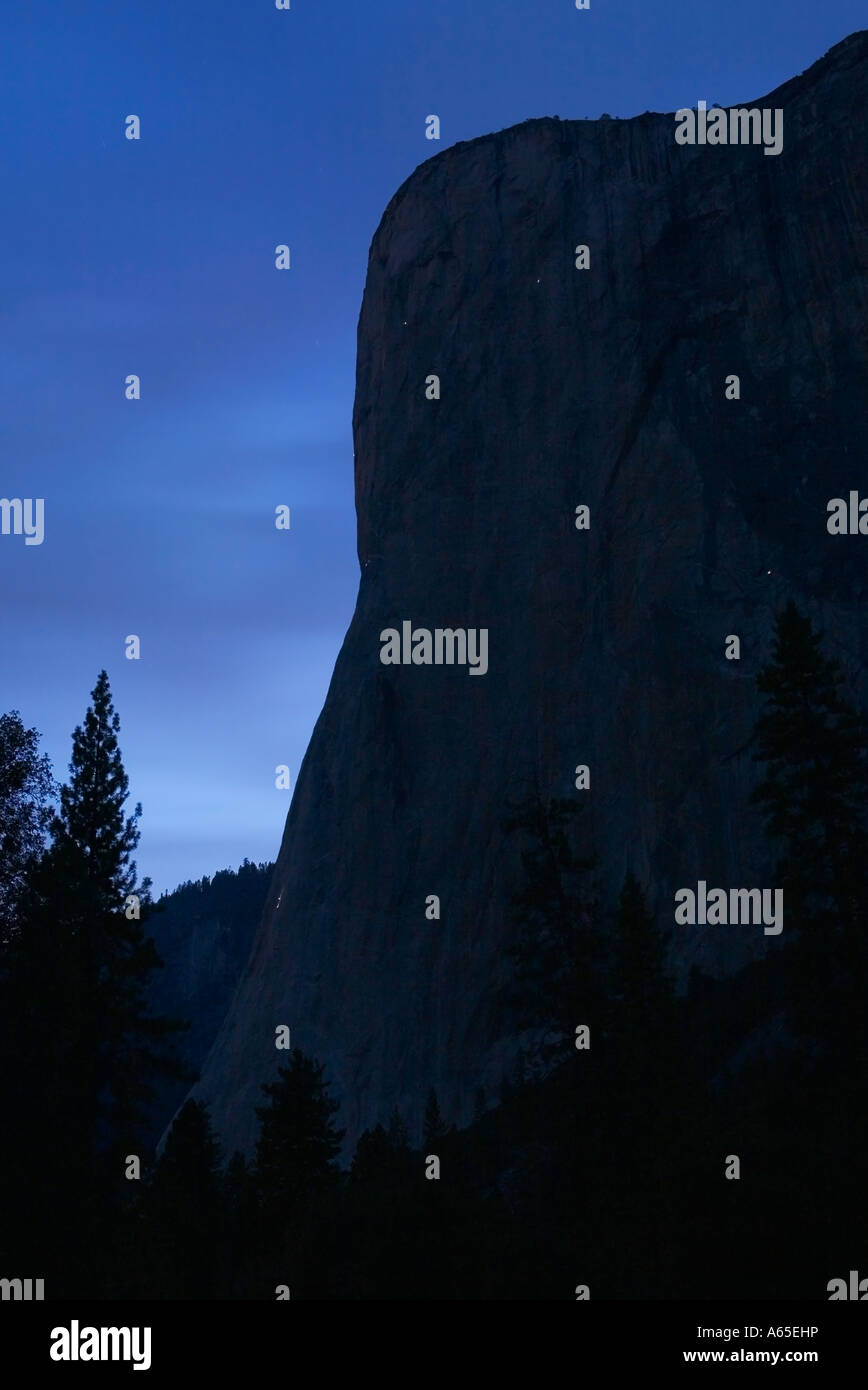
[253,1049,344,1297]
[140,1099,223,1298]
[0,673,186,1293]
[44,671,187,1154]
[255,1050,344,1204]
[387,1105,410,1151]
[613,872,673,1028]
[350,1125,395,1185]
[751,601,868,1048]
[504,792,604,1063]
[473,1086,487,1123]
[222,1151,258,1299]
[0,710,55,943]
[609,871,680,1294]
[423,1088,450,1149]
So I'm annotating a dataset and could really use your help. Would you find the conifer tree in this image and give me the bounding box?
[52,670,143,907]
[40,671,185,1150]
[504,793,604,1062]
[751,602,868,1045]
[423,1088,450,1149]
[142,1100,223,1298]
[0,711,55,942]
[0,673,185,1290]
[254,1049,344,1225]
[251,1050,344,1296]
[350,1125,394,1185]
[602,872,680,1296]
[223,1149,254,1223]
[613,872,673,1021]
[222,1151,258,1298]
[154,1099,222,1198]
[610,870,680,1117]
[387,1105,410,1152]
[385,1105,414,1184]
[347,1120,419,1298]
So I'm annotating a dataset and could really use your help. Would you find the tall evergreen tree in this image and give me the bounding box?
[39,670,185,1151]
[139,1100,223,1298]
[0,711,55,942]
[473,1086,487,1123]
[751,602,868,1045]
[504,793,604,1062]
[253,1049,345,1297]
[0,673,185,1291]
[613,872,673,1024]
[51,670,143,907]
[254,1049,344,1223]
[423,1088,450,1149]
[346,1121,420,1299]
[222,1150,258,1299]
[350,1124,394,1185]
[387,1105,410,1152]
[609,871,681,1291]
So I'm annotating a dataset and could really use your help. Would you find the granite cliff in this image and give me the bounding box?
[192,31,868,1155]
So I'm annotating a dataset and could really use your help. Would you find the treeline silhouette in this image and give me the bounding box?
[1,601,867,1299]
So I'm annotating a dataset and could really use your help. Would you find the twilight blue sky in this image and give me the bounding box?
[0,1,862,894]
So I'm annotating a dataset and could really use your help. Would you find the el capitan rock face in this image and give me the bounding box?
[193,32,868,1154]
